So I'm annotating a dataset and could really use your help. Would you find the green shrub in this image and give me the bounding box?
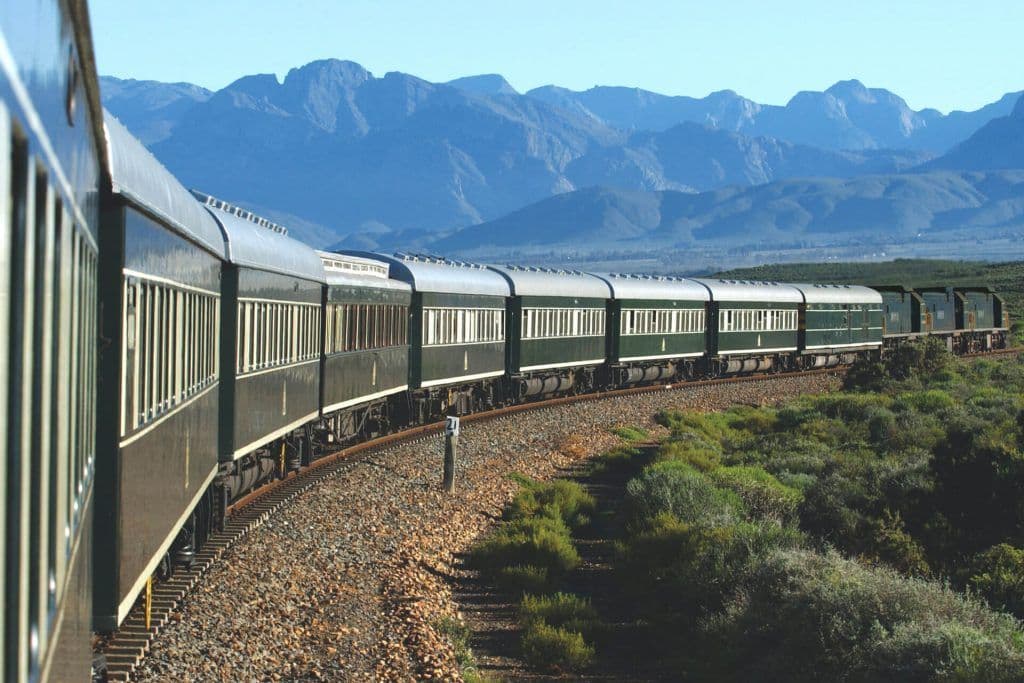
[520,592,600,638]
[709,465,803,524]
[618,514,801,620]
[970,544,1024,618]
[469,515,580,578]
[866,510,931,576]
[723,405,778,435]
[612,425,649,442]
[896,388,956,414]
[504,478,596,531]
[622,461,744,531]
[589,445,647,477]
[704,549,1024,682]
[520,621,594,673]
[655,439,721,472]
[495,564,552,595]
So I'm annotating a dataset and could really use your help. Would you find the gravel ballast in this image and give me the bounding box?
[132,372,841,682]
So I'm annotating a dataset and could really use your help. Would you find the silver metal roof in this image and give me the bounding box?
[689,278,804,303]
[790,283,883,305]
[338,252,510,297]
[592,273,710,301]
[488,265,611,299]
[103,111,226,258]
[196,192,325,283]
[317,251,411,291]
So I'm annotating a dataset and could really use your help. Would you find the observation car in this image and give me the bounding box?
[95,114,224,631]
[488,265,610,398]
[197,193,326,503]
[596,273,710,385]
[340,253,511,420]
[690,279,803,374]
[318,251,411,443]
[1,1,103,680]
[790,284,883,365]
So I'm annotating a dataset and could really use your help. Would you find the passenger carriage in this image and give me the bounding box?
[595,273,709,385]
[196,193,325,503]
[1,1,103,679]
[318,251,412,443]
[488,266,610,398]
[790,284,883,366]
[690,279,803,374]
[95,115,225,631]
[341,253,510,420]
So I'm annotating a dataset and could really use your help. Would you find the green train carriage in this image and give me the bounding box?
[318,251,411,442]
[596,273,710,385]
[791,283,884,365]
[690,279,803,374]
[342,253,510,420]
[488,265,610,398]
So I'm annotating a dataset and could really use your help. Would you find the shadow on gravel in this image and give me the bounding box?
[452,449,674,682]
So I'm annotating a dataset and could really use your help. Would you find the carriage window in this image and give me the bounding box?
[121,277,219,435]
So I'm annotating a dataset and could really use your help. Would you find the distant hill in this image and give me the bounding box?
[100,61,1023,256]
[923,94,1024,172]
[526,79,1023,153]
[432,171,1024,252]
[446,74,519,96]
[100,76,211,144]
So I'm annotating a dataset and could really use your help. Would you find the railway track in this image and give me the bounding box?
[94,349,1019,682]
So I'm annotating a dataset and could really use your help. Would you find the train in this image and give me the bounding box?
[0,2,1012,682]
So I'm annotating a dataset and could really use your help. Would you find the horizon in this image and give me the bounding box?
[89,0,1024,115]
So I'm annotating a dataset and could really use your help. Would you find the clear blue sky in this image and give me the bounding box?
[89,0,1023,113]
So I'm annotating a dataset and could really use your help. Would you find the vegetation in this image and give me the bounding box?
[466,345,1024,678]
[467,477,602,674]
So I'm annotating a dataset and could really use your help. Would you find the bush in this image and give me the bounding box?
[866,510,931,576]
[970,544,1024,618]
[709,466,803,524]
[469,515,580,578]
[520,592,600,638]
[896,388,956,414]
[618,513,801,620]
[495,565,552,595]
[655,439,721,472]
[504,478,596,531]
[612,425,649,442]
[520,621,594,673]
[621,461,744,531]
[589,445,647,477]
[704,549,1024,682]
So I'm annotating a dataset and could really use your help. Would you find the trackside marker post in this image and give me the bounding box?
[443,416,460,492]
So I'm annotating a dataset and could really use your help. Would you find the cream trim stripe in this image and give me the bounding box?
[421,370,504,388]
[718,347,797,355]
[119,383,218,447]
[620,351,704,362]
[519,358,604,372]
[322,385,408,415]
[237,357,320,380]
[232,410,320,460]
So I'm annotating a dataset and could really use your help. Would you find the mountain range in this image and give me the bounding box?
[100,60,1024,258]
